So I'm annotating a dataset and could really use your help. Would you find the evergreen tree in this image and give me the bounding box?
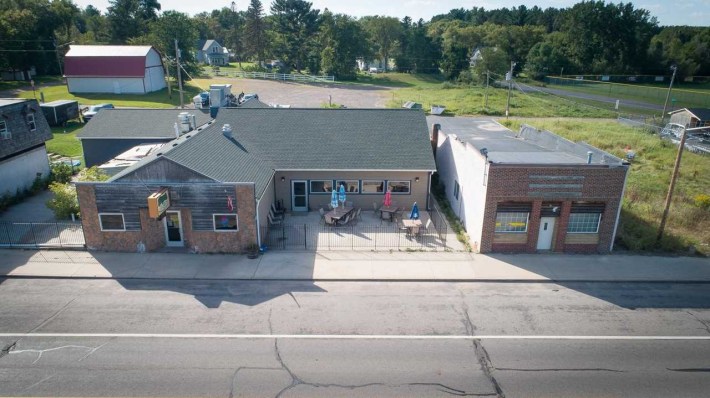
[269,0,320,72]
[244,0,268,65]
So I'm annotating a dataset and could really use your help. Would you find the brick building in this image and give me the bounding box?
[77,108,435,253]
[430,117,629,254]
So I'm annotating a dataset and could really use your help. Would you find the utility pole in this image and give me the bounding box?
[505,61,516,119]
[484,70,489,109]
[656,125,687,243]
[661,65,677,124]
[164,58,172,98]
[175,39,184,109]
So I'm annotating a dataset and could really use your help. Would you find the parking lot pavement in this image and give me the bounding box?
[196,78,393,108]
[0,190,57,223]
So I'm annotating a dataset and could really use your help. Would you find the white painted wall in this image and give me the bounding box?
[436,131,489,252]
[0,146,50,196]
[67,77,146,94]
[144,49,166,92]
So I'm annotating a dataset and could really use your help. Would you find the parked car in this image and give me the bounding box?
[368,67,381,74]
[83,103,114,121]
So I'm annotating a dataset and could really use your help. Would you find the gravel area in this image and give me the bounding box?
[194,77,394,108]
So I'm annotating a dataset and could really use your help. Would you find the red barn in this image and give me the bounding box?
[64,45,166,94]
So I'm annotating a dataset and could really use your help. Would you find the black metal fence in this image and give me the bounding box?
[0,222,85,249]
[261,222,448,251]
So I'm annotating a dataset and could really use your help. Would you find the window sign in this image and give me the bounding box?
[213,214,238,231]
[494,212,529,233]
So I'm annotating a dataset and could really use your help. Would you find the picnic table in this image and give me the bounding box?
[402,219,423,235]
[326,206,354,222]
[379,205,399,221]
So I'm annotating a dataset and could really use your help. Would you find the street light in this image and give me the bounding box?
[661,65,677,124]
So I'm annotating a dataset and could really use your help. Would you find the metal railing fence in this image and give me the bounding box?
[0,222,85,248]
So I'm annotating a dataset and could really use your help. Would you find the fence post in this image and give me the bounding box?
[55,223,63,247]
[29,222,38,249]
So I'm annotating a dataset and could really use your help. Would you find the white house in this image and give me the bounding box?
[64,45,166,94]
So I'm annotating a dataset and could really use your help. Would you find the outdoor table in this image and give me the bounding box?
[402,219,423,235]
[379,205,399,221]
[326,206,354,222]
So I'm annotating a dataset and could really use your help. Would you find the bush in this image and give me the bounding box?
[694,194,710,210]
[46,182,79,219]
[50,163,74,184]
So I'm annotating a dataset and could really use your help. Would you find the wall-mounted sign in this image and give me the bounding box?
[148,189,170,219]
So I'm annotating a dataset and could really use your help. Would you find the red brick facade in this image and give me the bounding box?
[480,165,627,254]
[78,184,258,253]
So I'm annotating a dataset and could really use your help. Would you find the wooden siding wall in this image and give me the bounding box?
[94,183,240,231]
[0,100,52,159]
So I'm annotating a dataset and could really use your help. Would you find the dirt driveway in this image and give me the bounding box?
[193,78,394,108]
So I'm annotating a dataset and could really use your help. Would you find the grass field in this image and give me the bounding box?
[15,81,203,108]
[502,118,710,256]
[46,122,84,159]
[542,77,710,109]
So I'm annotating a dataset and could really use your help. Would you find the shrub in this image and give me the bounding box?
[46,182,79,219]
[50,163,74,184]
[694,194,710,210]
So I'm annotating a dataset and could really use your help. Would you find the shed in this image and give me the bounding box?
[40,100,79,126]
[64,45,166,94]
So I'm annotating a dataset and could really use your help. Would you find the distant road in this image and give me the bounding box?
[515,81,665,112]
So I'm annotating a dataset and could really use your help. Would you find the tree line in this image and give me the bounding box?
[1,0,708,82]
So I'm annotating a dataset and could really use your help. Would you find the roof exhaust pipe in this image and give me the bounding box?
[222,124,233,138]
[587,151,593,164]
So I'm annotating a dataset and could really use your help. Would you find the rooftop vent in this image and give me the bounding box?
[178,112,193,133]
[587,151,593,164]
[222,124,233,138]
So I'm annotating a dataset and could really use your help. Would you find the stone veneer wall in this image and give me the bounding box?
[77,184,257,253]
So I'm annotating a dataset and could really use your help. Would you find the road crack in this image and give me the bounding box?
[0,341,18,360]
[10,344,106,365]
[28,298,76,333]
[685,311,710,335]
[472,339,505,398]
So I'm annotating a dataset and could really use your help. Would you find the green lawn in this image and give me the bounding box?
[16,81,204,108]
[46,122,83,159]
[502,118,710,255]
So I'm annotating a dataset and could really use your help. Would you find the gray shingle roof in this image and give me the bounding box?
[77,109,212,139]
[112,108,435,195]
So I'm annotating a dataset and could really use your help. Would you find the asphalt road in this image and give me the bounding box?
[515,82,664,112]
[1,279,709,397]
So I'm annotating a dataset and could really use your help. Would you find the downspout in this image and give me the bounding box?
[426,172,432,210]
[610,165,630,252]
[255,189,262,247]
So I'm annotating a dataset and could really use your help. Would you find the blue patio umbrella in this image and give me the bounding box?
[338,184,346,206]
[409,202,420,220]
[330,188,339,209]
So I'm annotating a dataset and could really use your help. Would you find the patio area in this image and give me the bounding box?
[261,207,462,251]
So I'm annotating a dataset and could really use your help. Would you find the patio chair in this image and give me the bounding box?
[417,219,432,238]
[319,208,326,224]
[269,208,283,221]
[355,208,362,222]
[271,203,285,216]
[372,202,378,212]
[324,214,336,227]
[337,213,352,227]
[267,212,282,226]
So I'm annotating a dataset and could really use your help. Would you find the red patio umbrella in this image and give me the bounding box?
[383,189,392,207]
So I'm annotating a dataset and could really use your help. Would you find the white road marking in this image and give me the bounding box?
[1,333,710,340]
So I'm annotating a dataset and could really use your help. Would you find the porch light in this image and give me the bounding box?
[415,177,419,182]
[281,176,285,182]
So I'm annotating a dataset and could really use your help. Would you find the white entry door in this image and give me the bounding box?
[164,210,184,247]
[291,180,308,212]
[536,217,556,250]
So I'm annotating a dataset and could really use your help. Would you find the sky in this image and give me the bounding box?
[73,0,708,26]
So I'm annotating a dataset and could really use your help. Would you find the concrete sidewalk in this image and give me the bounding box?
[1,249,709,282]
